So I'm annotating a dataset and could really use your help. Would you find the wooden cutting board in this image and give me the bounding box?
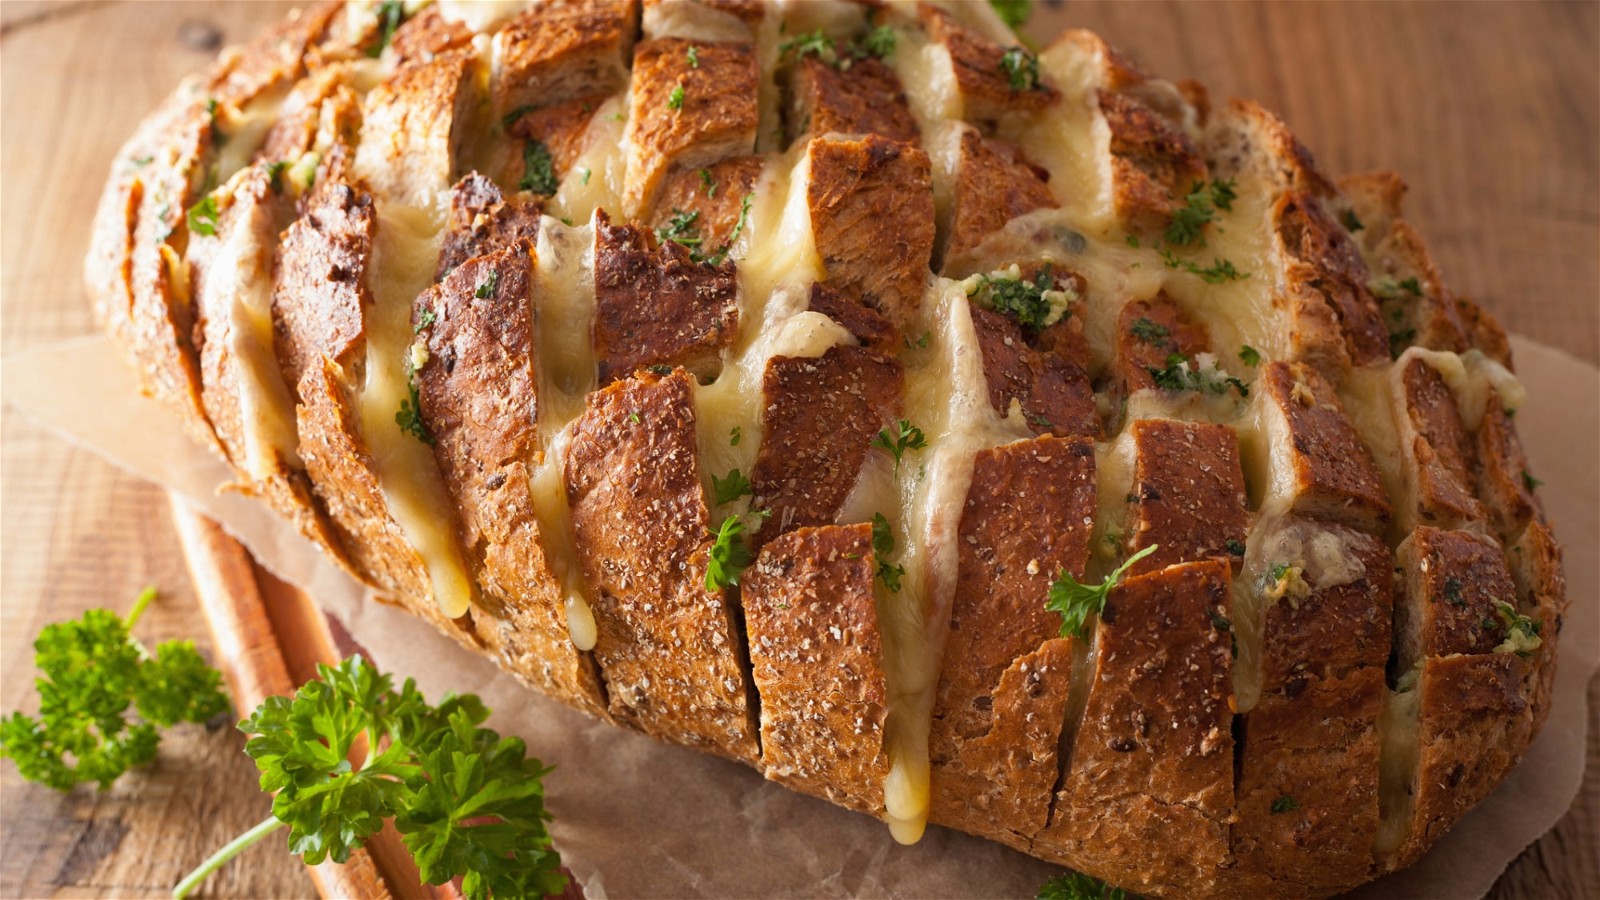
[1,2,1595,898]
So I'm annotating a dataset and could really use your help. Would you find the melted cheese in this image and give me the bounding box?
[1403,347,1526,431]
[437,0,528,33]
[1374,678,1424,855]
[550,94,629,224]
[359,202,475,619]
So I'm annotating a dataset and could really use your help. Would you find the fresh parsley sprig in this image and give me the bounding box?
[0,589,230,792]
[1000,46,1041,91]
[706,514,754,591]
[176,655,565,900]
[871,419,927,473]
[870,513,905,592]
[1038,870,1139,900]
[1046,545,1158,641]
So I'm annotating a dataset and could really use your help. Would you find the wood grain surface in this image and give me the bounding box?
[1,2,1594,898]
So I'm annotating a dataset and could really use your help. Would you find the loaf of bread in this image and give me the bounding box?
[87,1,1568,896]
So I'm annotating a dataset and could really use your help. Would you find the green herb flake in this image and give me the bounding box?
[1270,795,1302,815]
[989,0,1033,29]
[266,160,290,194]
[1124,233,1140,249]
[656,208,703,248]
[695,192,754,266]
[1225,539,1246,556]
[668,83,686,111]
[970,266,1067,331]
[1521,469,1543,491]
[1388,328,1417,360]
[519,139,559,194]
[711,468,753,506]
[500,105,534,131]
[1238,345,1262,367]
[871,418,928,473]
[729,425,742,446]
[871,513,905,592]
[367,0,407,58]
[414,307,437,333]
[1442,577,1465,607]
[474,268,500,299]
[0,589,230,793]
[999,46,1041,91]
[686,45,700,68]
[1339,208,1364,232]
[780,29,838,66]
[706,515,752,591]
[1489,600,1543,658]
[1046,545,1160,641]
[699,168,717,197]
[396,380,433,445]
[1129,317,1170,345]
[855,25,896,60]
[186,195,220,237]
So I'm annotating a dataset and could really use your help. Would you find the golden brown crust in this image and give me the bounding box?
[1255,361,1392,534]
[969,304,1098,439]
[1394,355,1486,529]
[271,181,374,389]
[352,51,476,209]
[929,436,1096,845]
[805,133,935,329]
[435,174,544,280]
[944,127,1057,269]
[564,370,759,761]
[1474,392,1544,538]
[1038,559,1235,896]
[412,246,607,716]
[1274,190,1388,370]
[1259,521,1394,691]
[506,93,611,187]
[494,0,638,120]
[1126,419,1248,576]
[1395,526,1517,669]
[749,345,903,548]
[644,154,766,252]
[743,523,888,814]
[625,38,758,215]
[1113,293,1211,395]
[784,55,920,147]
[591,209,740,384]
[918,5,1057,125]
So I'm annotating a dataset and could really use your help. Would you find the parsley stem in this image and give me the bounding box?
[173,814,284,899]
[124,586,158,629]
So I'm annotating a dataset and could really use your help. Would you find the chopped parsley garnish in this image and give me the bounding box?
[1159,248,1250,283]
[266,160,290,194]
[1399,276,1422,295]
[367,0,407,58]
[729,425,742,446]
[1521,469,1543,491]
[711,468,753,506]
[1037,871,1136,900]
[1371,275,1424,301]
[656,208,704,248]
[699,168,717,196]
[581,167,592,185]
[1388,328,1417,360]
[1164,180,1235,247]
[969,266,1070,331]
[475,268,500,299]
[396,379,433,445]
[205,97,227,148]
[695,192,754,266]
[871,513,905,592]
[519,139,559,194]
[989,0,1033,29]
[686,45,700,68]
[500,105,534,131]
[1339,208,1364,232]
[706,515,752,591]
[871,418,927,473]
[780,29,838,65]
[0,589,230,792]
[414,307,437,333]
[999,46,1041,91]
[1145,353,1249,397]
[130,154,154,168]
[854,25,896,60]
[1225,539,1247,556]
[1442,577,1466,607]
[175,655,565,899]
[668,83,686,111]
[186,194,219,237]
[1129,317,1170,345]
[1238,345,1262,367]
[1489,600,1543,658]
[1124,233,1140,248]
[1047,545,1159,641]
[1270,795,1302,815]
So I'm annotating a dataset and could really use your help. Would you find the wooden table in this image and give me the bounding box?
[1,2,1594,897]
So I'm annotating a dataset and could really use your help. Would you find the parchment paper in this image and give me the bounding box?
[3,333,1595,899]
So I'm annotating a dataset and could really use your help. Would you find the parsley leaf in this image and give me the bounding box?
[871,513,905,592]
[668,83,686,111]
[1489,600,1543,658]
[1046,545,1159,641]
[706,515,752,591]
[729,425,742,446]
[871,418,927,473]
[1270,795,1302,815]
[1145,353,1250,398]
[686,45,700,68]
[266,160,290,194]
[474,268,499,299]
[1037,870,1137,900]
[178,655,565,899]
[396,379,434,445]
[1163,179,1236,247]
[367,0,407,58]
[990,0,1033,29]
[970,266,1069,330]
[780,29,838,65]
[656,208,704,248]
[519,139,559,195]
[700,168,717,197]
[1000,46,1041,91]
[0,588,230,792]
[1238,345,1262,367]
[855,25,896,59]
[1159,247,1250,283]
[1339,208,1364,232]
[1129,317,1170,345]
[1521,469,1543,491]
[711,468,753,506]
[695,192,755,266]
[186,195,219,237]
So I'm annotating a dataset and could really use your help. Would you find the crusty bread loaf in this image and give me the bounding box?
[87,1,1567,896]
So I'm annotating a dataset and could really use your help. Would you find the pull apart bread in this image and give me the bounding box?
[88,1,1567,896]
